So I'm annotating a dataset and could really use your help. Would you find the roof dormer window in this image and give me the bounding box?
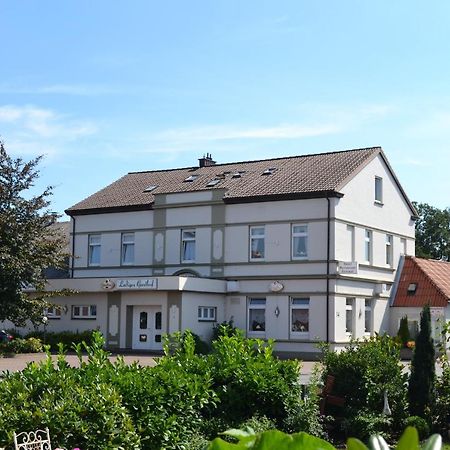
[143,185,158,192]
[184,175,199,182]
[407,283,418,295]
[206,179,221,187]
[262,167,277,176]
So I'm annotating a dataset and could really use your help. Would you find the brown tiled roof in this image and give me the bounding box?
[392,256,450,307]
[66,147,388,214]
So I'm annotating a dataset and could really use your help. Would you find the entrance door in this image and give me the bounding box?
[132,306,163,350]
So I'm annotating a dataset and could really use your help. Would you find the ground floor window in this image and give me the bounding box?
[72,305,97,319]
[290,298,309,335]
[198,306,217,322]
[44,306,62,319]
[346,298,354,335]
[248,298,266,332]
[364,299,373,334]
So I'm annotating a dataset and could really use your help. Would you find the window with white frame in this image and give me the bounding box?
[364,229,372,263]
[44,306,62,319]
[345,298,354,334]
[121,233,135,265]
[292,224,308,259]
[385,234,393,266]
[88,234,101,266]
[375,176,383,203]
[250,226,265,260]
[291,298,309,335]
[400,238,407,256]
[364,299,372,334]
[248,298,266,332]
[72,305,97,319]
[181,229,196,262]
[198,306,217,322]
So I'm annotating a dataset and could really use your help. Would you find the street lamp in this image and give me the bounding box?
[42,315,48,345]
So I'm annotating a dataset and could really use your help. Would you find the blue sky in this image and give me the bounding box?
[1,1,450,216]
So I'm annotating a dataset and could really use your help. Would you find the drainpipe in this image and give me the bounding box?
[326,197,331,343]
[70,215,76,278]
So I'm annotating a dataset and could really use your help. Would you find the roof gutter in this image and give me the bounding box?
[70,216,76,278]
[326,197,331,343]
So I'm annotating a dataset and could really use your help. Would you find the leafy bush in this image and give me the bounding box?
[206,332,306,433]
[25,329,96,351]
[0,337,43,354]
[212,319,238,341]
[341,408,392,441]
[404,416,430,440]
[320,335,408,439]
[433,363,450,433]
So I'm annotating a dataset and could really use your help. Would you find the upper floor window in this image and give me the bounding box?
[292,224,308,259]
[121,233,135,265]
[364,229,372,263]
[248,298,266,333]
[250,226,265,260]
[375,177,383,203]
[182,229,196,262]
[385,234,393,266]
[88,234,101,266]
[291,298,309,335]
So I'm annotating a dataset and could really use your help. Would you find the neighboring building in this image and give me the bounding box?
[11,147,418,355]
[390,256,450,345]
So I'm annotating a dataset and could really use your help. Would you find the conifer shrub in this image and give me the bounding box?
[397,316,411,347]
[408,305,435,423]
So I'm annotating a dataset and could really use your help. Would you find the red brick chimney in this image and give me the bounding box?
[198,153,216,168]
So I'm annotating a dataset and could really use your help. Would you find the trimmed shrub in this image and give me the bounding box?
[25,329,96,351]
[0,337,43,354]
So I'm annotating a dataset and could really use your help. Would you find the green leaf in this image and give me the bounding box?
[290,432,337,450]
[396,426,420,450]
[208,438,245,450]
[421,434,442,450]
[347,438,369,450]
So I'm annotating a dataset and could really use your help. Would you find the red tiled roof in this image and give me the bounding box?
[66,147,382,214]
[392,256,450,307]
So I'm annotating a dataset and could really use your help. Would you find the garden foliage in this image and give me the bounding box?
[0,329,321,449]
[397,316,410,347]
[207,426,441,450]
[320,335,408,440]
[25,329,96,351]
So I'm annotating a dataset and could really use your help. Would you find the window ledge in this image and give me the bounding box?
[374,200,384,206]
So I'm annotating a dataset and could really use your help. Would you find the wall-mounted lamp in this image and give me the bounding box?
[274,306,280,318]
[63,305,68,314]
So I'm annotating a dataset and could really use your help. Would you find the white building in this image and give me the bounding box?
[26,147,418,355]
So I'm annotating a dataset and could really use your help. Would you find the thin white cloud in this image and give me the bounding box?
[157,123,341,142]
[0,104,96,139]
[0,83,123,96]
[408,111,450,137]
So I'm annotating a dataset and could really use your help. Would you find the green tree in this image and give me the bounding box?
[0,142,68,325]
[413,202,450,260]
[408,305,435,421]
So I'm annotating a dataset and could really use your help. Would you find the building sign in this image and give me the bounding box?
[338,261,359,275]
[116,279,158,290]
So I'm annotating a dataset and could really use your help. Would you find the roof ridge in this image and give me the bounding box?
[127,146,381,175]
[412,256,450,301]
